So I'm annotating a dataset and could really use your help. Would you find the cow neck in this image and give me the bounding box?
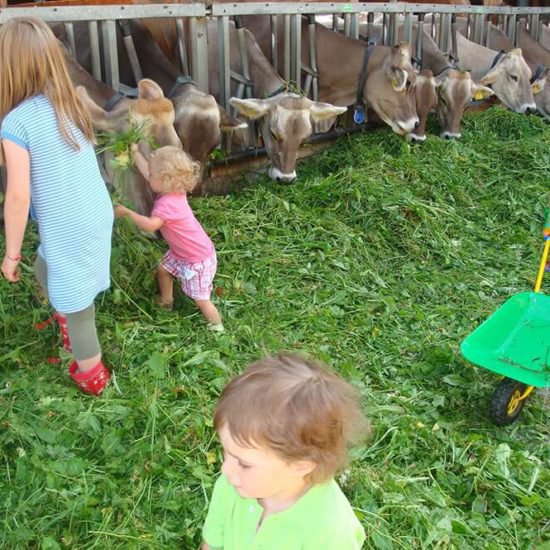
[168,75,197,98]
[104,85,138,112]
[490,49,506,70]
[531,64,547,84]
[355,43,376,111]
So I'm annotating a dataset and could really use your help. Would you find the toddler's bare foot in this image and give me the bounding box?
[157,296,174,310]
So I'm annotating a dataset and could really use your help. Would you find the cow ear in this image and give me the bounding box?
[229,97,269,119]
[309,102,347,122]
[479,65,502,86]
[471,82,494,100]
[218,105,248,131]
[138,79,165,100]
[388,68,407,92]
[531,77,546,95]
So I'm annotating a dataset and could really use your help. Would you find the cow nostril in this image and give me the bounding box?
[444,134,451,140]
[414,121,420,129]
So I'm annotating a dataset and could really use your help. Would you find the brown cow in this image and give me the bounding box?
[449,18,537,114]
[363,23,493,140]
[142,18,348,183]
[230,94,346,181]
[241,15,420,137]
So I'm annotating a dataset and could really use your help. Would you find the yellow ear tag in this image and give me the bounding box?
[533,83,541,95]
[473,91,485,101]
[391,78,398,88]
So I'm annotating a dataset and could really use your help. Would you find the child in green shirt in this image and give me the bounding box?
[202,353,370,550]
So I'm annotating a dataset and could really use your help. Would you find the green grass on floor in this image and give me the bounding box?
[0,107,549,549]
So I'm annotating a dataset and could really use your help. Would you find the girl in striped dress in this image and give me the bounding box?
[0,17,113,396]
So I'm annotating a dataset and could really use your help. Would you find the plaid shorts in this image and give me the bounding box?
[161,250,217,301]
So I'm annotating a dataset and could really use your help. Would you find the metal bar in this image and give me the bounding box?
[473,13,483,45]
[367,11,374,42]
[217,16,230,110]
[284,14,290,82]
[101,20,119,91]
[119,20,143,84]
[0,3,543,22]
[64,22,76,58]
[189,16,209,93]
[235,17,253,98]
[88,20,101,82]
[308,17,318,101]
[290,14,301,90]
[507,15,517,45]
[532,14,540,40]
[210,3,550,17]
[451,14,458,61]
[382,13,387,45]
[0,3,206,23]
[350,13,359,40]
[403,13,412,45]
[343,13,351,37]
[270,14,278,70]
[416,14,425,68]
[175,18,190,76]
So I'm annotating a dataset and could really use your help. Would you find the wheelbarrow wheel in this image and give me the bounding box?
[490,378,528,426]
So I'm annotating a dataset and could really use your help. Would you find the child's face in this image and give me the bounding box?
[219,425,313,501]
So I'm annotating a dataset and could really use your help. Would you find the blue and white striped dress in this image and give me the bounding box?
[1,94,113,314]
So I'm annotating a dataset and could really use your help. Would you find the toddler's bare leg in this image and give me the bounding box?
[157,265,174,307]
[195,299,222,326]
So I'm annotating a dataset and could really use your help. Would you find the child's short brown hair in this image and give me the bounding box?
[214,353,370,484]
[148,146,201,194]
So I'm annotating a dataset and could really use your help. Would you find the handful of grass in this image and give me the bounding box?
[95,123,155,172]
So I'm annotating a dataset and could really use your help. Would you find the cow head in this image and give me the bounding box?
[77,79,181,214]
[230,93,346,183]
[171,82,247,177]
[365,44,419,137]
[480,48,536,114]
[409,70,438,142]
[531,67,550,120]
[435,70,494,139]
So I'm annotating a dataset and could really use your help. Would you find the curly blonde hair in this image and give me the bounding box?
[214,353,371,484]
[148,146,201,194]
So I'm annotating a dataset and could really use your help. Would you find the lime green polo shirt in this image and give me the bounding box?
[202,474,365,550]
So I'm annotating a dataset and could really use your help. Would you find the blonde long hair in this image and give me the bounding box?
[0,16,94,149]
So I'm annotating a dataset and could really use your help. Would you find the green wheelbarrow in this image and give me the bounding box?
[460,215,550,426]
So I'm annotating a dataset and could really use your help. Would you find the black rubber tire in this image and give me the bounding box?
[489,378,528,426]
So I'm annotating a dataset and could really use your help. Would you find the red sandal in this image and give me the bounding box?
[35,312,72,353]
[68,361,111,396]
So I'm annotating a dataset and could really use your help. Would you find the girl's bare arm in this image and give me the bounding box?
[1,140,31,282]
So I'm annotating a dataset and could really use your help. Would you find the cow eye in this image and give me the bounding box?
[510,74,519,82]
[405,80,413,91]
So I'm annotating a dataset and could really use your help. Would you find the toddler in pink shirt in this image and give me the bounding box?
[115,145,223,332]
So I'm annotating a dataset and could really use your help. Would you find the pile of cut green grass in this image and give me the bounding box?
[0,107,548,549]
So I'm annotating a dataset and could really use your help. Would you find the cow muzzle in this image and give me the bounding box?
[269,166,297,184]
[441,131,462,140]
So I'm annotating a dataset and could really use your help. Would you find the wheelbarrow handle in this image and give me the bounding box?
[534,238,550,293]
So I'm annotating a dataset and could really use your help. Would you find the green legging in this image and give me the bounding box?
[34,255,101,361]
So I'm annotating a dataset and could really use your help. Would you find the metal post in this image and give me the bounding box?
[88,20,101,82]
[343,13,351,37]
[64,22,76,58]
[176,18,190,76]
[350,13,359,40]
[290,14,301,91]
[217,16,230,110]
[284,14,290,82]
[189,16,209,93]
[234,16,252,99]
[101,20,119,92]
[270,14,278,71]
[416,13,425,68]
[367,11,374,43]
[403,13,412,45]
